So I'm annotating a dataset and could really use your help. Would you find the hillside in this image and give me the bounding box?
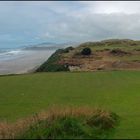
[36,39,140,72]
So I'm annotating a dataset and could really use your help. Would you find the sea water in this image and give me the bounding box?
[0,48,25,61]
[0,46,56,75]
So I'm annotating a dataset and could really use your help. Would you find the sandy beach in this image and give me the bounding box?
[0,50,55,75]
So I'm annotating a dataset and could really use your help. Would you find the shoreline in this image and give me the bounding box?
[0,50,55,75]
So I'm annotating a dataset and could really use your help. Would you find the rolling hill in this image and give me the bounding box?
[36,39,140,72]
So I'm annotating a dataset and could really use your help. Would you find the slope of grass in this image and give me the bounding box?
[78,39,140,51]
[36,48,73,72]
[0,71,140,138]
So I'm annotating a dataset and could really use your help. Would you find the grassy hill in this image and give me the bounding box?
[36,39,140,72]
[0,71,140,138]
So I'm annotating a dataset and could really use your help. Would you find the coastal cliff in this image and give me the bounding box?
[36,39,140,72]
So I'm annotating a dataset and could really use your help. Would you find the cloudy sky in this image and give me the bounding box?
[0,1,140,48]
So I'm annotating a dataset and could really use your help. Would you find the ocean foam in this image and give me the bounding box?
[0,49,23,61]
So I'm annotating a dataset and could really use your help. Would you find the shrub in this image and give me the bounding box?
[110,49,128,55]
[81,47,92,55]
[86,111,119,130]
[16,107,119,139]
[63,46,74,53]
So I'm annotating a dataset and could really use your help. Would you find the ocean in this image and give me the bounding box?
[0,43,58,62]
[0,46,56,75]
[0,48,25,61]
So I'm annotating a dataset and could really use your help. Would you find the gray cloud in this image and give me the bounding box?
[0,1,140,47]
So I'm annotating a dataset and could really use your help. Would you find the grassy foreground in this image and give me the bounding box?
[0,71,140,138]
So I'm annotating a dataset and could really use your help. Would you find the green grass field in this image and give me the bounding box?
[0,71,140,139]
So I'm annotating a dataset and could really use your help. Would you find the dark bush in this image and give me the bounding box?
[81,47,92,55]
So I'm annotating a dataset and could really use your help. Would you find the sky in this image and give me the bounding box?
[1,1,140,48]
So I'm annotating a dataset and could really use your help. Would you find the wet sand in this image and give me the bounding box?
[0,50,55,75]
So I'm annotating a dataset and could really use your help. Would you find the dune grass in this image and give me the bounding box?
[0,107,119,139]
[19,108,118,139]
[0,71,140,138]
